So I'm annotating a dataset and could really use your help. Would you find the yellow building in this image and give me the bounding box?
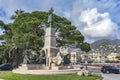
[80,53,88,62]
[89,53,101,62]
[107,53,119,61]
[70,52,77,64]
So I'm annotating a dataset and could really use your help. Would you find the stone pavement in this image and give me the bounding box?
[101,73,120,80]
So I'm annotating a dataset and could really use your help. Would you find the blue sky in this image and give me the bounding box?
[0,0,120,42]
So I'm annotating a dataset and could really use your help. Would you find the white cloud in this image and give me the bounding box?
[71,0,120,25]
[70,0,120,42]
[77,8,119,42]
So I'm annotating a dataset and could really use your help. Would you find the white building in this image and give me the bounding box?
[60,46,82,63]
[107,53,119,61]
[89,53,106,63]
[60,46,71,55]
[70,52,77,64]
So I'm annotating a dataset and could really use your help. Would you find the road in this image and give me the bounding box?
[73,65,120,80]
[101,73,120,80]
[87,66,120,80]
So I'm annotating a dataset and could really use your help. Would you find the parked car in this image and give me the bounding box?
[101,66,120,74]
[0,63,13,70]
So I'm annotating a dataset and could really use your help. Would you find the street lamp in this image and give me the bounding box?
[85,60,88,70]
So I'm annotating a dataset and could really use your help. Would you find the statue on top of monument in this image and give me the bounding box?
[48,8,54,27]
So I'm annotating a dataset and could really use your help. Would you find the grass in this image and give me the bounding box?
[0,71,100,80]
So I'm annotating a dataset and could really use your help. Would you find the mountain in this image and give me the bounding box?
[114,39,120,45]
[91,39,118,49]
[90,39,120,55]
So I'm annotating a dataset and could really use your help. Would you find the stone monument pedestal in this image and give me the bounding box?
[51,63,59,70]
[51,66,60,70]
[16,64,46,70]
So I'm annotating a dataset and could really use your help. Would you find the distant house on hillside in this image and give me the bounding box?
[60,45,82,64]
[89,53,102,63]
[70,52,77,64]
[107,53,119,61]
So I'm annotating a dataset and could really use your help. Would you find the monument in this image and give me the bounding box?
[42,8,62,69]
[13,8,80,75]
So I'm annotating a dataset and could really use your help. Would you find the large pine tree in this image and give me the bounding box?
[0,10,91,66]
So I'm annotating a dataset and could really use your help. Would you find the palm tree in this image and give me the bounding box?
[11,9,24,19]
[0,20,5,30]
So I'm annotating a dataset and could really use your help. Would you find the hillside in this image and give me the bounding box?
[90,39,120,55]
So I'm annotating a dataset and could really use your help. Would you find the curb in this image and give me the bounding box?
[95,73,103,80]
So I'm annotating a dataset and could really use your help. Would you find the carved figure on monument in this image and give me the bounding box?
[23,49,32,64]
[52,52,62,65]
[48,8,54,27]
[36,50,46,64]
[23,49,46,64]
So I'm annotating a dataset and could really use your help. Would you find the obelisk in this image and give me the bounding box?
[43,8,59,69]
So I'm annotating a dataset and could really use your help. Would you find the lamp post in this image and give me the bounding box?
[85,60,88,70]
[84,54,88,70]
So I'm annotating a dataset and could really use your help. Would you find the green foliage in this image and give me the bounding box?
[0,20,5,27]
[9,12,45,49]
[0,20,10,30]
[0,45,10,64]
[11,9,25,19]
[0,34,4,40]
[63,54,71,65]
[3,11,88,50]
[116,56,120,60]
[105,60,120,63]
[81,42,91,52]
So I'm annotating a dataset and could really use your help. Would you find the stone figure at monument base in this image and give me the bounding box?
[23,49,46,64]
[52,52,62,65]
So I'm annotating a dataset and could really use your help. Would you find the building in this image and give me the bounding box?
[107,53,119,61]
[60,46,71,55]
[80,53,88,62]
[89,53,100,62]
[70,52,77,64]
[60,46,82,63]
[89,52,107,63]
